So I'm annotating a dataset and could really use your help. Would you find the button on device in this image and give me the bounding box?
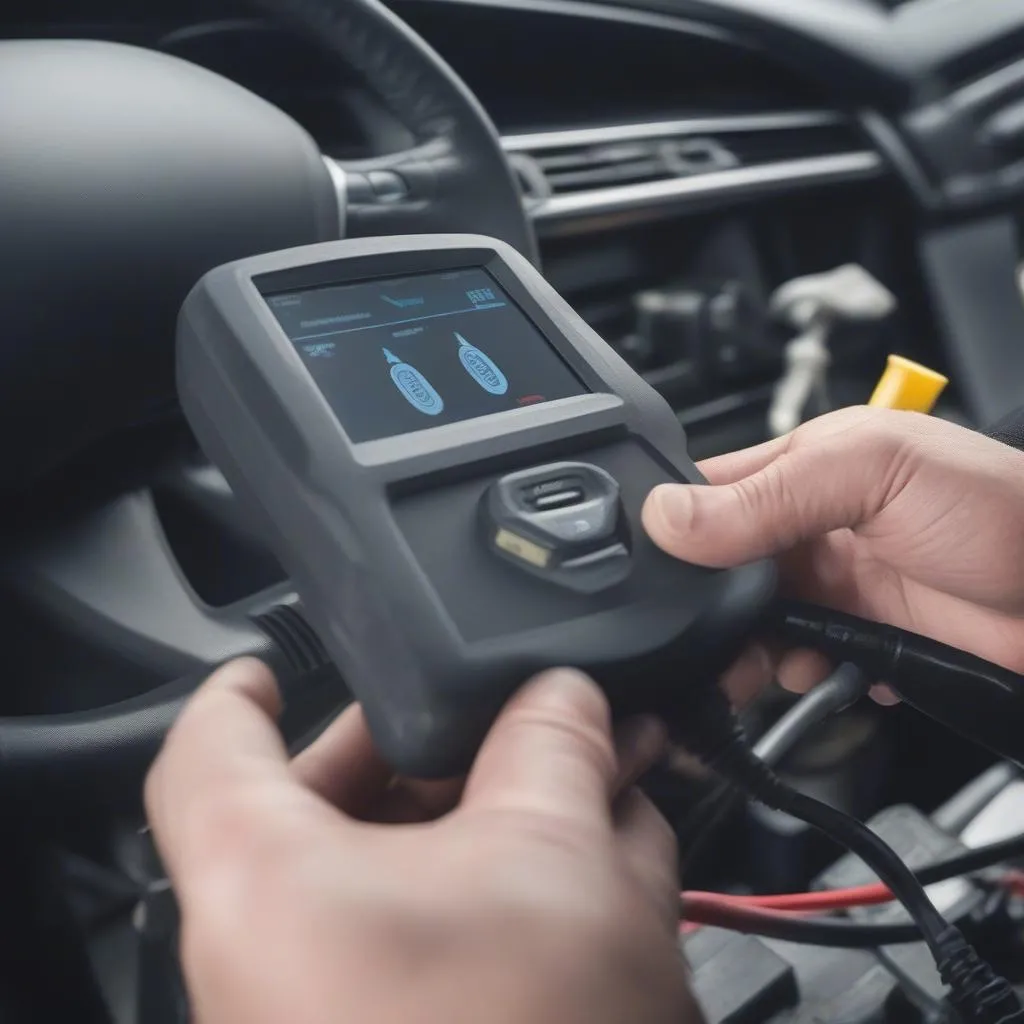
[525,476,583,502]
[532,488,585,511]
[480,461,632,594]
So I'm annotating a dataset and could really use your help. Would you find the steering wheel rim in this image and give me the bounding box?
[0,0,535,493]
[0,0,539,798]
[249,0,537,263]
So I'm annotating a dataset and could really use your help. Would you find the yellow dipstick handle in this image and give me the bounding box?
[868,355,948,413]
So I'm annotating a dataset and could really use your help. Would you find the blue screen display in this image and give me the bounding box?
[265,268,587,443]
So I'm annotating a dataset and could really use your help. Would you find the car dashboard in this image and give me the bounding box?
[4,1,1024,1023]
[4,0,954,461]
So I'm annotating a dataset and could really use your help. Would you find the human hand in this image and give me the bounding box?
[642,406,1024,697]
[145,658,697,1024]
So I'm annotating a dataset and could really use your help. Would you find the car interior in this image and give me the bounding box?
[3,0,1024,1020]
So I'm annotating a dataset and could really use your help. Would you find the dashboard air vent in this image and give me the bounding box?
[530,136,740,195]
[503,111,884,231]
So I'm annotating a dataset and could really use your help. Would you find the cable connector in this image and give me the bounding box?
[774,600,1024,767]
[936,927,1024,1024]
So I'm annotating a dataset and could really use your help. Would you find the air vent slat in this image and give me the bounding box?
[502,111,884,225]
[546,160,667,190]
[536,142,655,170]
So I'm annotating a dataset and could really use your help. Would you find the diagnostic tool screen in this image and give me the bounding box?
[265,268,588,443]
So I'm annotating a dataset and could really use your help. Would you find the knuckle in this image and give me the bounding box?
[734,461,799,543]
[862,426,921,510]
[672,488,707,544]
[860,415,910,460]
[760,460,794,513]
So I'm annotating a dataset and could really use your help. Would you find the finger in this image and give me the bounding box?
[144,658,292,888]
[613,716,668,794]
[697,435,790,486]
[294,705,469,822]
[695,406,882,487]
[614,788,680,933]
[666,744,710,780]
[461,668,617,830]
[291,703,394,816]
[776,648,833,694]
[642,438,896,568]
[720,644,774,706]
[870,684,901,707]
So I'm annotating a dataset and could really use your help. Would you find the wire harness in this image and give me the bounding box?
[672,683,1024,1023]
[678,664,870,862]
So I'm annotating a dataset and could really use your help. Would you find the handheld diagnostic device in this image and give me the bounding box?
[177,235,776,776]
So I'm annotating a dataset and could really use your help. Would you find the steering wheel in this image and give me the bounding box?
[0,0,535,492]
[246,0,536,253]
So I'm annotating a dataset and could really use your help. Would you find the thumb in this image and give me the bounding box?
[642,444,884,567]
[460,669,617,831]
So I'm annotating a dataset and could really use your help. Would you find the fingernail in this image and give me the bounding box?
[870,684,901,707]
[203,658,281,714]
[206,657,273,690]
[520,668,606,718]
[647,484,696,537]
[529,666,594,696]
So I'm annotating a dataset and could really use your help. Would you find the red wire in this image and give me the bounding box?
[686,869,1024,913]
[684,883,895,912]
[679,869,1024,934]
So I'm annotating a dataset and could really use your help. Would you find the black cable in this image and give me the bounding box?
[681,830,1024,951]
[682,808,1024,952]
[684,786,1024,894]
[716,730,951,955]
[671,684,1024,1023]
[917,833,1024,885]
[776,600,1024,767]
[678,666,869,863]
[680,899,925,948]
[674,687,949,947]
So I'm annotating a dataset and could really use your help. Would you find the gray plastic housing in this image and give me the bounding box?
[177,234,775,776]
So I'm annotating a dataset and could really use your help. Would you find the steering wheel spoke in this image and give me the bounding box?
[325,143,445,240]
[257,0,536,259]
